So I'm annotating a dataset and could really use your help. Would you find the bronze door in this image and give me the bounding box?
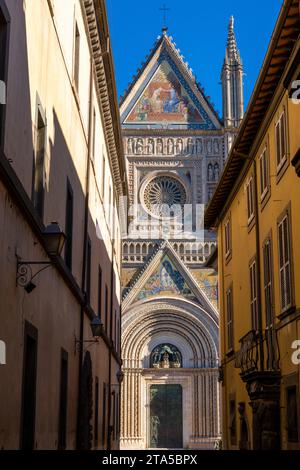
[150,384,183,448]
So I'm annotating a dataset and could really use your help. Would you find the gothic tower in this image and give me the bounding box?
[222,16,244,154]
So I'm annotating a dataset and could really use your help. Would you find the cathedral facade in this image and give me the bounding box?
[120,19,244,449]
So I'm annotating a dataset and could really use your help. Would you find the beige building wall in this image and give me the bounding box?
[0,0,125,449]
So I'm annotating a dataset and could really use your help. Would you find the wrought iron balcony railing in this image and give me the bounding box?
[235,327,279,376]
[235,330,259,375]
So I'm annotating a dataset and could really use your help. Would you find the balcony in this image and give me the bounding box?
[235,327,279,377]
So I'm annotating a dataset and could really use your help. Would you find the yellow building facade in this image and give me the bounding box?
[205,0,300,450]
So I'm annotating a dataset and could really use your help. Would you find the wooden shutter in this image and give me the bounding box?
[278,215,292,311]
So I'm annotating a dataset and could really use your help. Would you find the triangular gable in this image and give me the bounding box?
[122,241,218,314]
[135,253,198,302]
[125,61,205,126]
[120,35,222,130]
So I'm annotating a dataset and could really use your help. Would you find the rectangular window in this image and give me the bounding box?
[94,377,99,447]
[33,106,46,219]
[20,322,38,450]
[114,310,117,346]
[226,287,234,352]
[246,176,255,224]
[65,180,73,270]
[116,317,119,354]
[0,3,9,146]
[109,186,112,228]
[92,107,96,162]
[102,152,106,198]
[98,266,102,318]
[286,386,299,442]
[275,111,287,171]
[73,22,80,91]
[86,237,91,304]
[250,259,258,330]
[102,383,107,447]
[224,217,231,259]
[263,238,273,327]
[58,349,68,450]
[278,212,293,312]
[105,284,108,333]
[259,147,269,200]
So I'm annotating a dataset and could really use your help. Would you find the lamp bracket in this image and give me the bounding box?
[74,337,99,354]
[16,260,53,288]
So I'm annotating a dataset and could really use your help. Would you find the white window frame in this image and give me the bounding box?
[249,259,258,331]
[259,147,269,201]
[278,213,292,312]
[263,238,273,327]
[224,217,231,259]
[246,176,255,225]
[275,110,287,172]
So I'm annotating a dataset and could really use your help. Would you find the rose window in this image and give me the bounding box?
[143,176,187,218]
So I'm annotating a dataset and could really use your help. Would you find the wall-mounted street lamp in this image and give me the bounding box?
[16,222,66,293]
[74,317,104,353]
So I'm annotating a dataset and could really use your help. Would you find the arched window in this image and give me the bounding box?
[150,344,182,369]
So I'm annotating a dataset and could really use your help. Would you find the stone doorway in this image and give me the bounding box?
[149,384,183,449]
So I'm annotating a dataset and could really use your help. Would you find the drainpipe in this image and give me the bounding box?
[76,58,93,449]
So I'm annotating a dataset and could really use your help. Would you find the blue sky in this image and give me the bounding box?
[107,0,283,117]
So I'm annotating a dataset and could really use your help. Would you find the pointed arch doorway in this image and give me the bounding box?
[149,384,183,449]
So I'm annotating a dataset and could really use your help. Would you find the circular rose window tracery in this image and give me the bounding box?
[143,176,187,218]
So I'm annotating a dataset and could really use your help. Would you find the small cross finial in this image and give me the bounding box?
[160,4,170,33]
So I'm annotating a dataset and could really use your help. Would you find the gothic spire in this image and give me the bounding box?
[221,16,244,131]
[225,16,241,64]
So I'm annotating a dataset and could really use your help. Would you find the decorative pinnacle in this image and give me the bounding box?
[226,15,240,63]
